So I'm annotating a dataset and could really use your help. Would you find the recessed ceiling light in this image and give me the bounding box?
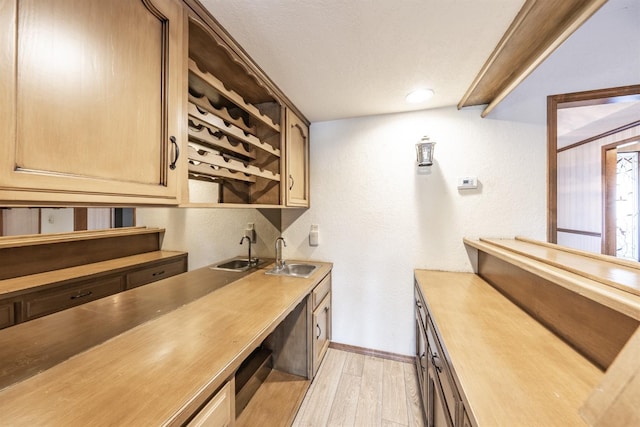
[406,89,435,104]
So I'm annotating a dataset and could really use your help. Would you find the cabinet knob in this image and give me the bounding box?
[169,136,180,170]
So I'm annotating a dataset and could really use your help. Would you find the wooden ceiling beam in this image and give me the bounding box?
[458,0,608,117]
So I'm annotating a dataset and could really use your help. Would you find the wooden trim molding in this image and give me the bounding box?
[459,0,607,117]
[74,208,88,231]
[328,342,414,364]
[547,84,640,245]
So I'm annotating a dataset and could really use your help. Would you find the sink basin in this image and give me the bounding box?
[210,258,258,272]
[265,263,318,278]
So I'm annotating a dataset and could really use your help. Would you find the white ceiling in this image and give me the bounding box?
[199,0,526,123]
[558,99,640,149]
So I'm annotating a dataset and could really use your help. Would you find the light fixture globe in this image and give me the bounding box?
[406,89,435,103]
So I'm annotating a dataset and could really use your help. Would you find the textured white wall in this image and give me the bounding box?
[136,208,281,271]
[279,107,546,355]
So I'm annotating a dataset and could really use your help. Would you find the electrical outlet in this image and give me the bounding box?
[244,223,256,243]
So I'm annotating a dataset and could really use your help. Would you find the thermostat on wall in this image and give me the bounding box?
[457,176,478,190]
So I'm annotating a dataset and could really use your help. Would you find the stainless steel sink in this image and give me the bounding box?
[265,263,318,278]
[210,258,259,272]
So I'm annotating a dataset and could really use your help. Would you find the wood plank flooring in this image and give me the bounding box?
[293,349,425,427]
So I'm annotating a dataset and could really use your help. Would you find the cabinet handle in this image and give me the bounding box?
[316,324,321,339]
[432,354,443,373]
[152,270,165,277]
[70,291,93,300]
[416,299,422,308]
[289,174,294,190]
[420,352,427,371]
[169,136,179,170]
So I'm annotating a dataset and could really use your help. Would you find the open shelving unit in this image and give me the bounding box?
[185,19,284,206]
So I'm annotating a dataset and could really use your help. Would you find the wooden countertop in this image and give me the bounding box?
[0,260,332,426]
[0,250,186,298]
[415,270,603,427]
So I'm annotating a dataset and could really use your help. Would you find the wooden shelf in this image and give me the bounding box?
[235,369,310,427]
[188,103,280,157]
[188,118,256,161]
[458,0,607,117]
[188,145,280,182]
[189,59,280,133]
[464,237,640,321]
[189,93,256,136]
[0,227,163,249]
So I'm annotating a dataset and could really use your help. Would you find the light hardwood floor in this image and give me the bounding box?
[292,348,425,427]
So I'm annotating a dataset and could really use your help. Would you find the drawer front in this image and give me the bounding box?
[427,318,458,424]
[24,276,123,321]
[0,300,16,330]
[126,258,186,289]
[312,272,331,309]
[188,380,233,427]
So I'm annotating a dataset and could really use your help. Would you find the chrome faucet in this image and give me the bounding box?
[239,236,254,265]
[274,237,287,270]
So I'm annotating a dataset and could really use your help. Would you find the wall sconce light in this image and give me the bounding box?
[416,136,436,166]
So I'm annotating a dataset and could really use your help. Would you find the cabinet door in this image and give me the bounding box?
[0,0,184,205]
[416,315,429,417]
[312,293,331,375]
[285,109,310,207]
[428,366,454,427]
[187,380,234,427]
[0,300,16,330]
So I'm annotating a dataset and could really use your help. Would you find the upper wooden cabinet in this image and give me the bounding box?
[183,18,283,206]
[180,1,311,208]
[285,109,310,207]
[0,0,185,205]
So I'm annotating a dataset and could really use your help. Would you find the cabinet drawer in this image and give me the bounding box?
[126,258,186,289]
[187,380,233,427]
[24,276,123,321]
[427,318,458,424]
[312,273,331,309]
[0,300,16,330]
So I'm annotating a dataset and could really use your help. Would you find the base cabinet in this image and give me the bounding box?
[311,273,331,376]
[415,282,465,427]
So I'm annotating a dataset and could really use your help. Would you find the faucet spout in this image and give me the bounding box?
[239,236,254,265]
[274,237,287,270]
